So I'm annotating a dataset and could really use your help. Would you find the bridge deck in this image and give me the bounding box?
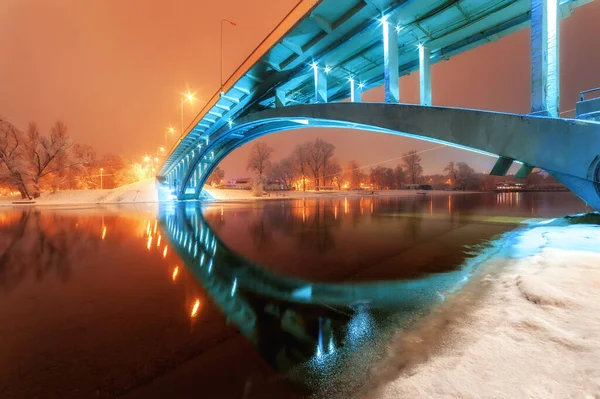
[159,0,590,177]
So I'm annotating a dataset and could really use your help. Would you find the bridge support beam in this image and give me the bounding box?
[313,65,328,103]
[531,0,559,117]
[419,44,431,106]
[275,87,287,107]
[349,78,361,102]
[490,156,514,176]
[382,19,399,103]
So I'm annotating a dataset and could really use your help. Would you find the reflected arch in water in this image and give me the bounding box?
[157,202,499,377]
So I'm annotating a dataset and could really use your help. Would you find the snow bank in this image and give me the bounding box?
[363,219,600,399]
[0,179,162,206]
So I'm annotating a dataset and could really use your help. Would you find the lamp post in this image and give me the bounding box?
[221,18,237,92]
[165,126,175,148]
[180,91,196,135]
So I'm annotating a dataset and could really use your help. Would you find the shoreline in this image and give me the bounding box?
[0,182,575,207]
[361,216,600,398]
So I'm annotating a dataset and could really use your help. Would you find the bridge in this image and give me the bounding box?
[157,0,600,211]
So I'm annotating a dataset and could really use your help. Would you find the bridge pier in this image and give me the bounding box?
[313,64,328,103]
[531,0,560,117]
[382,17,399,103]
[349,78,362,102]
[419,44,431,106]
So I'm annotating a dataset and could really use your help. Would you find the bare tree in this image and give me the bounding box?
[292,143,310,191]
[369,166,394,189]
[402,150,423,184]
[0,117,30,198]
[207,166,225,186]
[323,158,342,188]
[268,157,296,189]
[24,121,75,197]
[393,165,406,188]
[306,138,335,190]
[455,162,477,191]
[246,141,274,177]
[444,161,458,186]
[345,160,366,189]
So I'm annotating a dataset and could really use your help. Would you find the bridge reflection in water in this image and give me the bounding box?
[158,202,489,391]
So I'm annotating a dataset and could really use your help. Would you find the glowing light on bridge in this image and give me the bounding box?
[324,66,331,73]
[147,235,152,249]
[231,278,238,296]
[163,245,168,258]
[191,299,200,318]
[101,226,107,240]
[157,234,162,247]
[172,266,179,281]
[182,90,196,103]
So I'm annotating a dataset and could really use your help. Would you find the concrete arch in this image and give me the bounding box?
[168,103,600,210]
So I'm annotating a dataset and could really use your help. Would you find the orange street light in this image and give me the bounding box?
[165,127,176,147]
[180,90,197,134]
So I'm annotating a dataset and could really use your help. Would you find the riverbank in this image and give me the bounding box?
[0,179,161,206]
[0,184,483,206]
[362,215,600,398]
[204,187,481,201]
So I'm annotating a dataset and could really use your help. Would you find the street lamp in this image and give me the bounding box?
[221,18,237,92]
[165,126,175,147]
[180,91,196,135]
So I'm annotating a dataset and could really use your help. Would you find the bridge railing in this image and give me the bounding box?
[580,88,600,101]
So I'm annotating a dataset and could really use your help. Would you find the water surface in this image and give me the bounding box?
[0,192,589,398]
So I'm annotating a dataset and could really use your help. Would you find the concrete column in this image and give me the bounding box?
[275,87,287,107]
[531,0,559,117]
[349,78,357,102]
[383,18,399,103]
[419,45,431,106]
[313,64,327,103]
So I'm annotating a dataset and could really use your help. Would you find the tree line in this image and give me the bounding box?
[245,137,426,191]
[243,137,561,192]
[0,117,155,199]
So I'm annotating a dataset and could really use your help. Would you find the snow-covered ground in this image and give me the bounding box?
[0,184,478,206]
[363,216,600,399]
[0,179,164,206]
[204,187,480,201]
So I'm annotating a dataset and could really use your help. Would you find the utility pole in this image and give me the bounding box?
[221,18,237,92]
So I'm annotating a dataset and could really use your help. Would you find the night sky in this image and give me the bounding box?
[1,0,599,179]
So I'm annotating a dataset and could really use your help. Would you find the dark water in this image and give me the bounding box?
[0,192,589,398]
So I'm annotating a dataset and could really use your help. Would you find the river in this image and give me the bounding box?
[0,192,590,398]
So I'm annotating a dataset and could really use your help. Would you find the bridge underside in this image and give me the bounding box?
[162,103,600,211]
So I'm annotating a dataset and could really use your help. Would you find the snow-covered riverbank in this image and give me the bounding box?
[204,187,480,201]
[0,184,482,206]
[363,215,600,398]
[0,179,161,206]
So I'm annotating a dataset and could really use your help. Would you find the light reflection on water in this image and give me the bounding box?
[0,192,590,398]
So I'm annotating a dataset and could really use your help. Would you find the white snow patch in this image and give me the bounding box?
[362,223,600,399]
[0,179,164,206]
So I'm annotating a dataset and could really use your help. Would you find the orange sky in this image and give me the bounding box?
[1,0,600,178]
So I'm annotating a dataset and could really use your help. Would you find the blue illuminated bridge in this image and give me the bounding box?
[158,0,600,211]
